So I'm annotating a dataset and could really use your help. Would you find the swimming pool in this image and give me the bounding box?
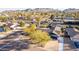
[74,42,79,48]
[0,27,4,32]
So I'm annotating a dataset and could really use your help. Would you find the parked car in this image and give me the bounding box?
[49,32,58,40]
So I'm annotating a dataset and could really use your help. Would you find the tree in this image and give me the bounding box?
[35,16,43,28]
[73,12,79,20]
[26,14,32,20]
[19,21,25,27]
[50,14,54,20]
[61,13,65,20]
[12,18,16,23]
[0,16,8,22]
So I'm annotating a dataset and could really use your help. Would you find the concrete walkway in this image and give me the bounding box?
[44,41,59,51]
[58,37,64,51]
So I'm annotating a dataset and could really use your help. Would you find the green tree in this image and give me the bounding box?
[19,21,25,27]
[0,16,8,22]
[35,16,42,28]
[50,14,54,20]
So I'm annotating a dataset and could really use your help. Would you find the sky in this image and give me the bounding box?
[0,8,26,12]
[0,0,79,11]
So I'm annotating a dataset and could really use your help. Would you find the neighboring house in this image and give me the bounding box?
[0,22,6,26]
[66,28,79,48]
[10,23,29,30]
[10,23,19,30]
[7,21,13,27]
[64,17,74,20]
[66,28,79,42]
[64,17,79,22]
[25,23,30,27]
[53,17,63,24]
[37,28,51,33]
[18,16,25,20]
[64,17,79,25]
[53,26,62,35]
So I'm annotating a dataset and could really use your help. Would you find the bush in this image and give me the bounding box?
[23,24,36,34]
[30,30,51,46]
[2,25,11,32]
[19,21,25,27]
[61,28,64,33]
[40,24,48,28]
[75,26,79,30]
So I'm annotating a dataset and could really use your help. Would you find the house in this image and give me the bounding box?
[53,26,62,35]
[64,17,74,20]
[64,17,79,25]
[10,23,19,30]
[65,28,79,48]
[66,28,79,42]
[53,17,63,24]
[37,28,51,33]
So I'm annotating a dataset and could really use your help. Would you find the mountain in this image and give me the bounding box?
[63,8,79,13]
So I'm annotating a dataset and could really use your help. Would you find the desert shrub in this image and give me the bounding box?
[19,21,25,27]
[29,30,51,46]
[40,24,48,28]
[23,24,36,34]
[24,24,51,46]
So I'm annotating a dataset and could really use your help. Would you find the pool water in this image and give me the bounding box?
[74,42,79,48]
[0,27,4,32]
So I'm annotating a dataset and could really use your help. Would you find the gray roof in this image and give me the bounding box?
[66,28,79,41]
